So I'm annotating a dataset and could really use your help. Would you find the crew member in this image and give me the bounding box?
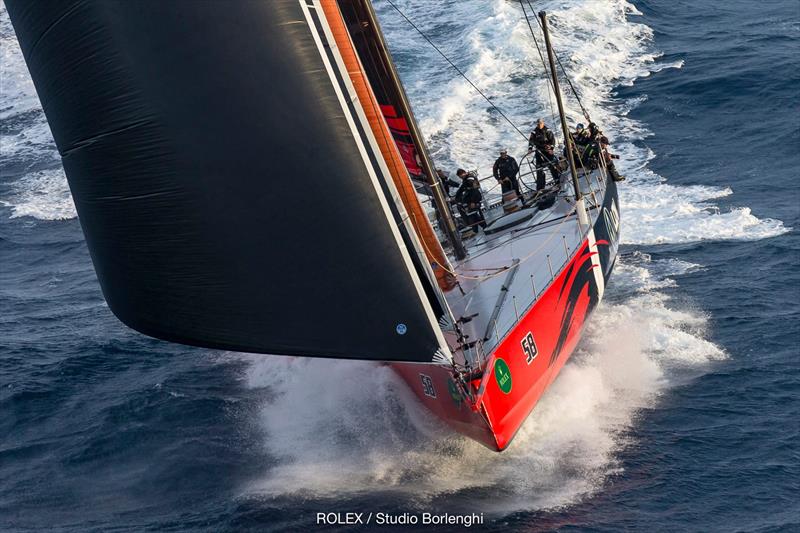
[436,168,461,196]
[492,149,521,197]
[454,168,486,230]
[527,118,560,191]
[571,123,593,166]
[588,122,625,181]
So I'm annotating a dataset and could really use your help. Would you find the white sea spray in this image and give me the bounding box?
[240,0,744,510]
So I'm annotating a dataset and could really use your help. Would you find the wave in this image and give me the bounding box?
[378,0,788,246]
[0,4,59,165]
[1,4,72,221]
[1,0,789,240]
[0,168,76,220]
[238,0,741,511]
[0,0,781,513]
[242,253,724,511]
[617,146,788,245]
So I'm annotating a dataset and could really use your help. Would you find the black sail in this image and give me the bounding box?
[5,0,447,362]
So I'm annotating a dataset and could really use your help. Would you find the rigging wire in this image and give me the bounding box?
[518,0,559,131]
[383,0,529,142]
[382,0,604,283]
[524,0,592,122]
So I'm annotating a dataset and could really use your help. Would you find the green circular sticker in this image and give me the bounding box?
[447,378,462,406]
[494,358,512,394]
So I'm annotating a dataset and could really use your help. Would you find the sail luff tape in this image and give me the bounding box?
[318,0,454,292]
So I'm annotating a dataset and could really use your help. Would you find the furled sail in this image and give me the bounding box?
[318,0,456,291]
[337,1,426,185]
[5,0,452,362]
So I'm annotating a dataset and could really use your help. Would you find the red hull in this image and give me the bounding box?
[392,181,619,451]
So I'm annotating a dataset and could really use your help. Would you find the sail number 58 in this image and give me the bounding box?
[521,332,538,365]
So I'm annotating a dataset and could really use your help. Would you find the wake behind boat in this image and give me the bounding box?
[6,0,621,451]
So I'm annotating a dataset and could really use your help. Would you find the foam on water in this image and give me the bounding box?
[1,4,71,221]
[615,251,703,292]
[0,0,784,514]
[240,0,745,510]
[0,167,76,220]
[1,0,789,240]
[0,4,59,165]
[379,0,788,245]
[0,4,38,120]
[243,251,724,510]
[616,145,788,244]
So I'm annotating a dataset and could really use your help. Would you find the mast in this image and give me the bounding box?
[538,11,582,202]
[361,1,467,260]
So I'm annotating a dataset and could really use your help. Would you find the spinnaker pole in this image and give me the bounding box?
[538,11,583,203]
[361,1,467,260]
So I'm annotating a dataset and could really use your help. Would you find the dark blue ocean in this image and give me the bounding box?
[1,1,798,531]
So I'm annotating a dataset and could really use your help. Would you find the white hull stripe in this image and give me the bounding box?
[587,227,605,300]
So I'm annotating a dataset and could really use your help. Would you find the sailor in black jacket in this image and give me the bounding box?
[436,168,461,197]
[528,118,560,190]
[454,169,486,230]
[492,149,521,197]
[588,122,625,181]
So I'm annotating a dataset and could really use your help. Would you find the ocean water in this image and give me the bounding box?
[1,1,797,531]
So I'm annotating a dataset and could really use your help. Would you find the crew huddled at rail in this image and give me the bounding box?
[441,118,623,234]
[453,169,486,231]
[569,122,625,182]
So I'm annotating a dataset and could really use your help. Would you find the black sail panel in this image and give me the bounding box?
[6,0,445,362]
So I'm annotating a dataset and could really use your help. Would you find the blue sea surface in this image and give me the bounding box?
[1,1,798,531]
